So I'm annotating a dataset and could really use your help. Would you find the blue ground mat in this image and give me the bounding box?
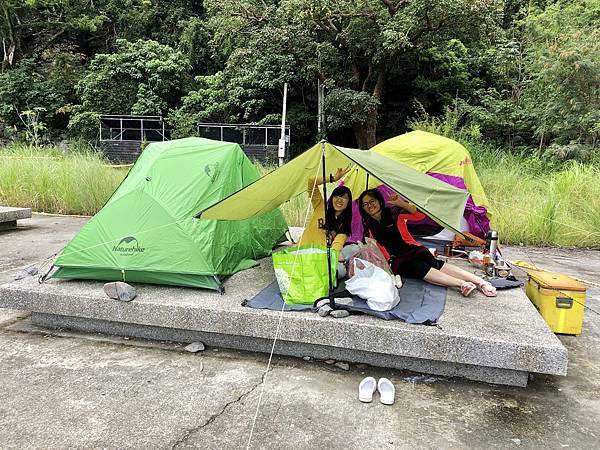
[243,278,447,324]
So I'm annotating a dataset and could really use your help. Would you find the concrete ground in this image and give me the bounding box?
[0,214,599,449]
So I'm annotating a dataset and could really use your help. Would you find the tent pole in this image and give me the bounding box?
[320,141,335,309]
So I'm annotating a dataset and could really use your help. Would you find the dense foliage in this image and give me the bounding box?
[69,39,191,139]
[0,0,598,157]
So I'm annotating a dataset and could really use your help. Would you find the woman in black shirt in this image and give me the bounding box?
[358,189,496,297]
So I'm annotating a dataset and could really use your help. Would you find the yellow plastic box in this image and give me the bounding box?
[525,270,586,335]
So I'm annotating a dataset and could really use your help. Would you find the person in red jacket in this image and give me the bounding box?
[358,188,496,297]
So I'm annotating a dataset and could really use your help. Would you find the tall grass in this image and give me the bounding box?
[476,157,600,247]
[0,143,128,215]
[2,141,600,247]
[410,109,600,247]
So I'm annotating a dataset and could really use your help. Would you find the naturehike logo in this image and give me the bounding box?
[205,162,220,182]
[112,236,145,255]
[459,157,472,166]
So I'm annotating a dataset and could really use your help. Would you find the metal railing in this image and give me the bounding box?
[100,115,167,142]
[99,117,290,152]
[196,123,290,147]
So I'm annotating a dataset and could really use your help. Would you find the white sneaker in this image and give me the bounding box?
[377,378,395,405]
[358,376,377,403]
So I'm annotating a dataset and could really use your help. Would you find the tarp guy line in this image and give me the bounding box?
[246,154,325,449]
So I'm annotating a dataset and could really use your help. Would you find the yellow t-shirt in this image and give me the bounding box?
[300,177,347,255]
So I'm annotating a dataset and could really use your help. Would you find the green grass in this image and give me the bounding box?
[0,142,129,215]
[2,142,600,247]
[409,109,600,247]
[476,157,600,247]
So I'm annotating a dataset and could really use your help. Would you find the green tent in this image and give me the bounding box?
[198,141,469,235]
[53,137,288,291]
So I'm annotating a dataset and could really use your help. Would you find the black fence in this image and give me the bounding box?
[197,123,290,163]
[99,116,290,164]
[99,115,168,163]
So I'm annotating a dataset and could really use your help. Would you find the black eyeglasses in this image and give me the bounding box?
[362,199,378,208]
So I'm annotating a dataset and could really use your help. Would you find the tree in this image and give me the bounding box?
[69,39,191,139]
[0,56,81,138]
[0,0,112,72]
[524,0,600,148]
[0,0,21,71]
[200,0,502,148]
[0,1,206,140]
[458,0,599,152]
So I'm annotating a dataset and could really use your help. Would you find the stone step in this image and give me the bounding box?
[0,206,32,230]
[0,258,567,387]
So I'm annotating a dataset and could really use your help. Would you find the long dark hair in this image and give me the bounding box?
[358,189,393,226]
[326,185,352,235]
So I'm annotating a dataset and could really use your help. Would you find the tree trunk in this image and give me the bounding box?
[352,58,386,149]
[353,110,378,149]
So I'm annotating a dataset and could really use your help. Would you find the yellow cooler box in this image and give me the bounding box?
[525,270,586,335]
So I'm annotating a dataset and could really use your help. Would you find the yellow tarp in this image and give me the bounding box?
[198,141,469,234]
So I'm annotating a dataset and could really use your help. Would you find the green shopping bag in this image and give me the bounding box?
[272,244,338,305]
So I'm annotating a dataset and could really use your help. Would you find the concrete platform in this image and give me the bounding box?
[0,206,32,230]
[0,257,567,387]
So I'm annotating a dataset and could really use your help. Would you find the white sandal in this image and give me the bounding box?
[478,280,497,297]
[358,376,377,403]
[377,378,395,405]
[461,281,476,297]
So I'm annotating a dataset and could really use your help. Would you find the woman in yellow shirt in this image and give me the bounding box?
[301,167,353,265]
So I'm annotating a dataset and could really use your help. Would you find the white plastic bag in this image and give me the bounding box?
[345,258,400,311]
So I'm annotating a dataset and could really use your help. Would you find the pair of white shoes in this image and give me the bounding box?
[358,377,395,405]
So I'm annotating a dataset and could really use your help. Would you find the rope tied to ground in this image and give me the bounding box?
[246,157,325,449]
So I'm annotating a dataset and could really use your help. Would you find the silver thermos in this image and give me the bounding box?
[486,230,498,263]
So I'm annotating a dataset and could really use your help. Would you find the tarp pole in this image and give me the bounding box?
[320,141,335,309]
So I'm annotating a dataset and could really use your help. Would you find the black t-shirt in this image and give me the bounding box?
[365,208,426,263]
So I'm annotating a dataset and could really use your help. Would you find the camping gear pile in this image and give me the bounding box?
[445,229,517,281]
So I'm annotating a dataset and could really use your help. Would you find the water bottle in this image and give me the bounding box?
[486,230,498,263]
